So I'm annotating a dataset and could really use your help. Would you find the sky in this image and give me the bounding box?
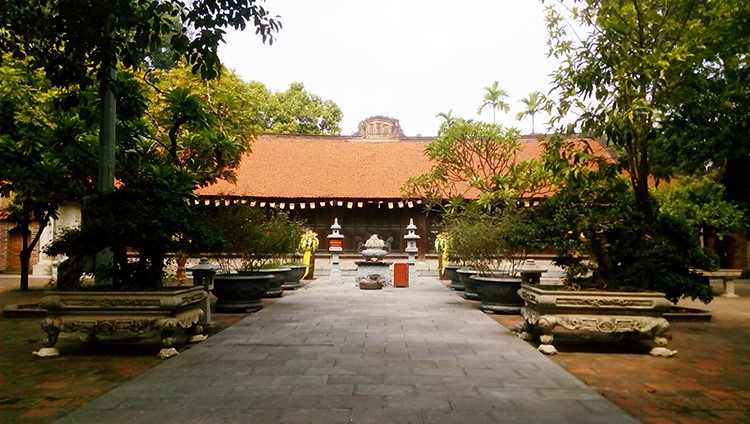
[219,0,558,137]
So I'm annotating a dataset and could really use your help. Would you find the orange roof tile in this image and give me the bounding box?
[196,133,613,200]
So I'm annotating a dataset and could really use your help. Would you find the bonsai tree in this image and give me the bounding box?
[544,0,750,292]
[207,205,305,274]
[533,149,718,303]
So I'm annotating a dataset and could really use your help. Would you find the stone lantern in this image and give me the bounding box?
[327,218,345,283]
[518,258,547,285]
[404,218,420,284]
[188,257,218,339]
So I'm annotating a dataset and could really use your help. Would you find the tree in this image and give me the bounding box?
[651,3,750,218]
[544,0,750,288]
[267,82,343,135]
[0,56,93,290]
[2,0,280,284]
[402,119,550,212]
[515,91,549,134]
[435,110,456,136]
[477,81,510,124]
[656,176,746,243]
[143,62,271,139]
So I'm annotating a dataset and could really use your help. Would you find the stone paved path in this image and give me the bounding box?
[56,276,638,423]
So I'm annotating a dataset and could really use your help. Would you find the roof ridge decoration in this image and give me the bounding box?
[352,116,406,139]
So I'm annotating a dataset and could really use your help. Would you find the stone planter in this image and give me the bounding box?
[281,265,307,290]
[517,284,676,357]
[444,264,463,291]
[457,268,479,300]
[257,267,292,298]
[470,274,523,314]
[213,273,275,313]
[35,286,207,359]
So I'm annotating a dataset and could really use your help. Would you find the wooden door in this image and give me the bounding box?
[8,230,23,271]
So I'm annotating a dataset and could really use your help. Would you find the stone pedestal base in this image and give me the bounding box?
[517,284,676,357]
[355,261,392,286]
[519,306,676,357]
[36,287,206,358]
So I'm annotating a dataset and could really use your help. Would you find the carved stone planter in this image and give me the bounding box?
[517,284,676,357]
[445,264,463,291]
[213,273,275,313]
[36,286,207,359]
[457,268,479,300]
[281,265,307,290]
[470,274,524,314]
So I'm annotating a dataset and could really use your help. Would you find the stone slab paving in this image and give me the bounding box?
[56,277,638,424]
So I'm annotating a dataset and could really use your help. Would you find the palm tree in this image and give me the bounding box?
[477,81,510,124]
[436,109,456,135]
[515,91,549,134]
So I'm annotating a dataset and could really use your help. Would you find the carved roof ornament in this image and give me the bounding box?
[353,116,406,139]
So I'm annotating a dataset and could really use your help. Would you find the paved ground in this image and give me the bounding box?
[1,274,749,423]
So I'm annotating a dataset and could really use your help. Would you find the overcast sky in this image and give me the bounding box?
[219,0,557,137]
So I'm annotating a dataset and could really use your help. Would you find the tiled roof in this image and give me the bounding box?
[196,133,612,200]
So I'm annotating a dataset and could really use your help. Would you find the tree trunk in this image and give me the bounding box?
[95,48,116,286]
[17,210,49,291]
[19,232,30,291]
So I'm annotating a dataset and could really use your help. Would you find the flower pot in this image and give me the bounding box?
[281,265,307,290]
[36,286,207,358]
[457,267,479,300]
[517,284,676,357]
[212,274,275,313]
[258,267,292,298]
[470,274,523,314]
[444,264,463,291]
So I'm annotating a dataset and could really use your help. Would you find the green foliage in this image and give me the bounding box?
[650,2,750,214]
[444,207,541,276]
[477,81,510,124]
[532,164,717,303]
[656,176,746,240]
[1,0,281,86]
[45,173,212,290]
[403,119,551,212]
[544,0,750,290]
[515,91,550,134]
[143,63,269,139]
[435,110,457,136]
[545,0,750,221]
[267,82,343,135]
[0,55,93,289]
[207,206,306,273]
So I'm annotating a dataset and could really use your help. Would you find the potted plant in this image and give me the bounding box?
[401,119,552,294]
[447,207,538,314]
[208,205,305,309]
[516,163,722,356]
[39,176,215,359]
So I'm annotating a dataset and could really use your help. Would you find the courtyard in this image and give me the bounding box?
[1,273,749,423]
